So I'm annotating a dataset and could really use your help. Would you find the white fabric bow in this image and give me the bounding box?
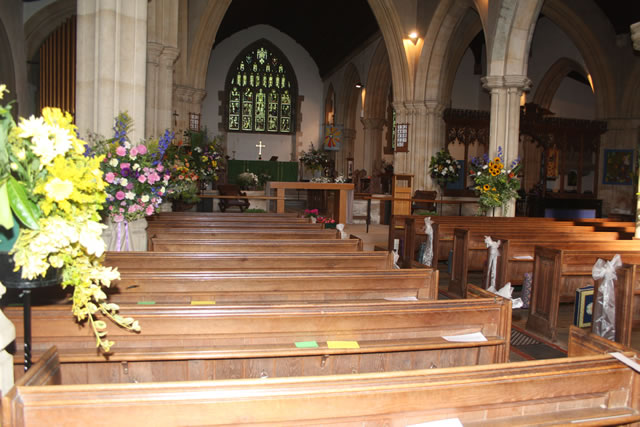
[421,217,434,266]
[591,254,622,340]
[484,236,501,292]
[393,250,401,269]
[336,223,347,239]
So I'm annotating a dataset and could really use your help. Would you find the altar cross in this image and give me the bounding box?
[256,140,266,160]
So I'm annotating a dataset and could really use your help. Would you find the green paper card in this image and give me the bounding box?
[137,301,156,305]
[295,341,318,348]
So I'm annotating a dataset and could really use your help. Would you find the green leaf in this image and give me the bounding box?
[0,181,13,230]
[7,176,39,230]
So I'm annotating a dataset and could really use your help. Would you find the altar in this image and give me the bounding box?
[266,182,355,224]
[227,160,298,184]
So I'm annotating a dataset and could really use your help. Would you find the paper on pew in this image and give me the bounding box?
[407,419,463,427]
[442,331,487,342]
[384,296,418,301]
[513,255,534,260]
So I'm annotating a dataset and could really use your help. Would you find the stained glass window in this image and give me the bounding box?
[226,40,297,134]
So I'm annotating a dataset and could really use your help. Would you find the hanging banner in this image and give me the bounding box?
[323,124,342,151]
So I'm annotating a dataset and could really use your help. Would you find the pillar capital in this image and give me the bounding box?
[425,101,446,116]
[175,85,207,105]
[147,42,164,63]
[481,75,532,92]
[360,117,386,130]
[159,47,180,66]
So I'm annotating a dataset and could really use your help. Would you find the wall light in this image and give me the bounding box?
[355,82,364,89]
[408,31,419,45]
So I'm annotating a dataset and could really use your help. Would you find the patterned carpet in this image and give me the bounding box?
[509,325,567,360]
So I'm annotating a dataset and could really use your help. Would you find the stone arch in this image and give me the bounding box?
[620,62,640,119]
[533,57,589,110]
[24,0,76,62]
[541,0,617,118]
[364,39,391,120]
[483,0,543,77]
[187,0,232,90]
[366,0,412,102]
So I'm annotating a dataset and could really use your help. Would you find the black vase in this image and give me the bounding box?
[0,252,61,289]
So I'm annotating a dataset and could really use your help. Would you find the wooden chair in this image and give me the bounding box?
[411,190,436,213]
[217,184,250,212]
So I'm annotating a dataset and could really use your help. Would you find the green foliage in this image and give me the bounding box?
[469,148,522,214]
[299,143,329,172]
[429,149,460,185]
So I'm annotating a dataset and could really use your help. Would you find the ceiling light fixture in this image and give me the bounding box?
[408,31,419,44]
[355,82,364,89]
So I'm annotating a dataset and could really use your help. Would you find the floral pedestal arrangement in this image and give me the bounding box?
[101,217,148,251]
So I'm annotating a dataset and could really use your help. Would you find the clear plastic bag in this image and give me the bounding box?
[484,236,501,292]
[420,217,433,266]
[591,254,621,341]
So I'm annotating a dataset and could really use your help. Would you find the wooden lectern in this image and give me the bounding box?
[392,174,413,216]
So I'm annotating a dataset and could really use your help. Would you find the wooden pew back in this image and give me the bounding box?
[149,238,363,252]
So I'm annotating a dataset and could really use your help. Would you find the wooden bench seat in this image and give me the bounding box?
[105,251,394,271]
[7,298,511,381]
[101,268,439,303]
[147,220,324,229]
[149,238,362,252]
[5,335,639,426]
[146,229,341,247]
[149,211,306,221]
[448,228,622,296]
[526,246,640,341]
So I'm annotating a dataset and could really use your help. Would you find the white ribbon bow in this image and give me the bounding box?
[336,223,347,239]
[393,250,401,269]
[484,236,501,292]
[421,217,434,266]
[591,254,621,340]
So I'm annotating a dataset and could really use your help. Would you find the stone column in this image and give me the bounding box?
[340,127,357,176]
[360,117,386,173]
[631,22,640,51]
[145,42,163,138]
[76,0,148,141]
[174,85,207,135]
[481,75,531,216]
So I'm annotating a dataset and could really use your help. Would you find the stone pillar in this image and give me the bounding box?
[0,283,15,395]
[340,127,357,175]
[360,117,386,173]
[392,100,444,191]
[76,0,148,141]
[481,75,531,216]
[146,45,179,138]
[174,85,207,135]
[631,22,640,51]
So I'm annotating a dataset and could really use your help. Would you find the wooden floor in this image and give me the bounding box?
[346,223,640,355]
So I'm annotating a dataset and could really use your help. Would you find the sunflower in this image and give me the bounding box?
[483,184,490,191]
[494,157,501,163]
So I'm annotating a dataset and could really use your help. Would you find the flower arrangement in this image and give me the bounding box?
[469,146,522,214]
[183,129,224,185]
[303,208,319,218]
[299,143,329,172]
[0,85,138,352]
[310,176,331,183]
[236,171,259,190]
[88,113,171,223]
[334,175,346,183]
[429,149,460,186]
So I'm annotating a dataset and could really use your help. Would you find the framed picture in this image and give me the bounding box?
[189,112,201,132]
[603,149,634,185]
[395,123,408,152]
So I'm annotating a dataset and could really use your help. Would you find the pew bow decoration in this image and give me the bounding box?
[591,254,622,341]
[336,223,348,239]
[421,217,434,267]
[484,236,501,292]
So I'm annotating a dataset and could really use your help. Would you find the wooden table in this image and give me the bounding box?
[266,182,355,224]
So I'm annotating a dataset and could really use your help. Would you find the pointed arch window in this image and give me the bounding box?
[226,40,297,134]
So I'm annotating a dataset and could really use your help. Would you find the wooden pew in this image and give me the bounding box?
[490,239,640,290]
[567,324,629,356]
[6,343,640,426]
[8,298,511,381]
[147,229,341,248]
[149,238,363,252]
[149,211,305,221]
[104,251,395,271]
[103,268,439,303]
[147,220,325,229]
[526,246,640,342]
[448,228,622,297]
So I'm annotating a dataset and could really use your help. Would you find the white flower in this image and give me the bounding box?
[120,178,128,186]
[141,195,150,203]
[483,165,488,169]
[124,141,131,149]
[79,221,106,257]
[125,191,135,200]
[50,126,73,158]
[109,158,119,167]
[132,164,140,171]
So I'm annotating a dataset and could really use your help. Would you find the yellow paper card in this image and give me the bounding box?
[190,300,216,305]
[327,340,360,349]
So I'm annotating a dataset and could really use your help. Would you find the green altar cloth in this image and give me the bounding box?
[227,160,298,184]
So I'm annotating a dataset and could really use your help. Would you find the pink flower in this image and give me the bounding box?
[145,205,155,215]
[138,175,147,183]
[116,146,127,156]
[126,183,134,190]
[120,163,130,169]
[136,145,147,155]
[148,172,160,184]
[113,214,124,222]
[115,191,126,200]
[156,164,164,172]
[108,206,114,211]
[105,172,115,183]
[130,147,138,157]
[128,205,137,213]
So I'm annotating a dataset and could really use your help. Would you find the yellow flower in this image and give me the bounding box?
[44,177,74,201]
[494,157,501,163]
[0,84,6,99]
[483,184,490,191]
